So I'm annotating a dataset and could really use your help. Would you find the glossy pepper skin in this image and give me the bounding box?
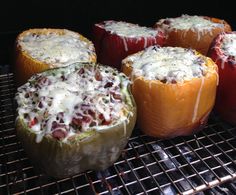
[15,63,137,178]
[92,20,166,70]
[208,32,236,124]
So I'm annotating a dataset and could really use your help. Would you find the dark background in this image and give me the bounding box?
[0,0,234,66]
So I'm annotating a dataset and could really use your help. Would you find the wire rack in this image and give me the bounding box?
[0,73,236,195]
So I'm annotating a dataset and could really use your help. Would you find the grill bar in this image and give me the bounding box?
[128,141,165,194]
[139,137,192,194]
[0,73,236,195]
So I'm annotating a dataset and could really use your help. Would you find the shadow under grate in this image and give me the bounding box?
[0,73,236,195]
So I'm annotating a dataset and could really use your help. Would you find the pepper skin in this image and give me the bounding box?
[208,32,236,124]
[15,62,136,178]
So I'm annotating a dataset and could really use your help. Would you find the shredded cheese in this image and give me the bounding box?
[16,63,131,142]
[101,21,158,38]
[157,14,225,31]
[18,29,95,68]
[221,33,236,57]
[123,46,207,83]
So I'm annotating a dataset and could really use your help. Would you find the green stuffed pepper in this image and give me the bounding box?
[15,62,136,178]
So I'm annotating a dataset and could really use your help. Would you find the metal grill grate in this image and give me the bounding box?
[0,73,236,195]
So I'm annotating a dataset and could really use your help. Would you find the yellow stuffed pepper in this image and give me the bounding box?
[14,28,96,85]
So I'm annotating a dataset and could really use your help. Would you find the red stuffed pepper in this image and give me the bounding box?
[208,32,236,124]
[92,20,166,69]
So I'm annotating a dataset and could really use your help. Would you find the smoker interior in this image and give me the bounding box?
[0,73,236,194]
[0,1,236,194]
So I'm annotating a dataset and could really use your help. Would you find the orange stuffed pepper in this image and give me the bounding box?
[154,14,231,55]
[122,46,218,138]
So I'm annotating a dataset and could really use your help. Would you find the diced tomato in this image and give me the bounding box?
[29,117,38,128]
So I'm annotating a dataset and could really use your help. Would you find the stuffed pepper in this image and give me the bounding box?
[208,32,236,124]
[15,62,136,178]
[14,28,96,85]
[92,20,166,69]
[122,46,218,138]
[154,14,231,55]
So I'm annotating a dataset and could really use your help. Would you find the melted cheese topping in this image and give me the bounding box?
[102,21,158,38]
[123,46,207,83]
[16,64,131,142]
[221,33,236,57]
[18,30,95,68]
[157,14,224,30]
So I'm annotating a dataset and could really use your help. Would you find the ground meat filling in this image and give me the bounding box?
[123,46,207,83]
[16,64,130,142]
